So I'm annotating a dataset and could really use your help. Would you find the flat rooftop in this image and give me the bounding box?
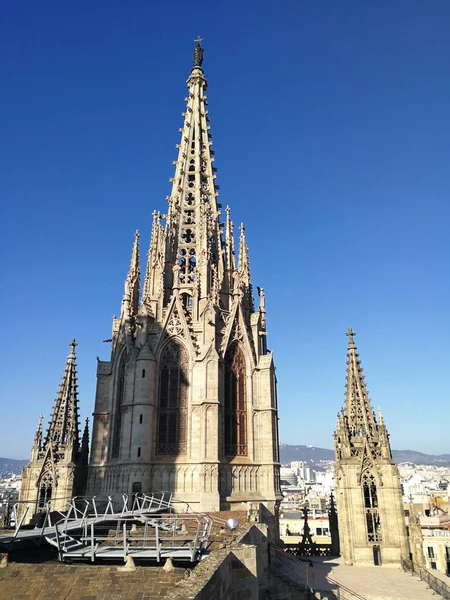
[309,556,440,600]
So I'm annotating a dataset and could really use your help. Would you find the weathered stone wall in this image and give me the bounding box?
[0,561,185,600]
[1,522,304,600]
[167,524,270,600]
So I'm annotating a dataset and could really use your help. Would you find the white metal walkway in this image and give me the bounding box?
[0,493,225,564]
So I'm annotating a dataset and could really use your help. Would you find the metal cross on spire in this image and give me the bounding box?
[346,327,356,347]
[69,338,78,357]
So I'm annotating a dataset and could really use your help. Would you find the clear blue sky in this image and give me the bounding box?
[1,1,449,459]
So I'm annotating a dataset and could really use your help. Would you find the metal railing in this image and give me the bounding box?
[1,492,174,551]
[401,556,450,600]
[76,513,208,563]
[2,492,231,563]
[269,543,366,600]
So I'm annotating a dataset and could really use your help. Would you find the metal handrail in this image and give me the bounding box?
[65,513,207,562]
[401,556,450,600]
[3,491,232,564]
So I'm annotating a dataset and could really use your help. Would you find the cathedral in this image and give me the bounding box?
[19,340,89,517]
[16,43,411,571]
[86,40,282,513]
[334,328,408,566]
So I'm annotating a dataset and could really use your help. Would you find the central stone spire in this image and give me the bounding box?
[142,40,228,318]
[88,43,281,517]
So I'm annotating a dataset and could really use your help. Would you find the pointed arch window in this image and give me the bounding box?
[362,471,382,542]
[156,341,189,455]
[111,354,126,458]
[224,344,247,456]
[37,472,53,512]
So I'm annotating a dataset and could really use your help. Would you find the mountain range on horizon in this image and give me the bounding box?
[0,457,28,478]
[1,444,450,478]
[279,443,450,468]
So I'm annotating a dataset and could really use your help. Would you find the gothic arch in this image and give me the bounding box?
[156,338,189,455]
[362,470,382,543]
[37,470,53,512]
[362,470,379,508]
[224,343,247,457]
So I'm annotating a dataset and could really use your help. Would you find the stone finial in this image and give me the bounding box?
[117,555,136,572]
[163,556,175,572]
[0,553,9,568]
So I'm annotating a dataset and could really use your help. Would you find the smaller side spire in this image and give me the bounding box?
[30,414,43,460]
[225,206,236,274]
[238,223,254,313]
[44,339,80,450]
[33,414,43,450]
[80,418,89,460]
[142,212,164,310]
[238,224,250,283]
[122,230,140,318]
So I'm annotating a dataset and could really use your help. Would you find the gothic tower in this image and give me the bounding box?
[87,40,281,513]
[19,340,89,519]
[334,328,408,566]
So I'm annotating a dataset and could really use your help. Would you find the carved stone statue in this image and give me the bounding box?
[257,286,266,311]
[193,39,204,68]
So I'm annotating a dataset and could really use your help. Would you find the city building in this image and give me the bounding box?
[280,510,330,541]
[334,328,408,566]
[406,498,450,576]
[422,529,450,576]
[291,461,316,483]
[18,340,89,519]
[87,40,281,515]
